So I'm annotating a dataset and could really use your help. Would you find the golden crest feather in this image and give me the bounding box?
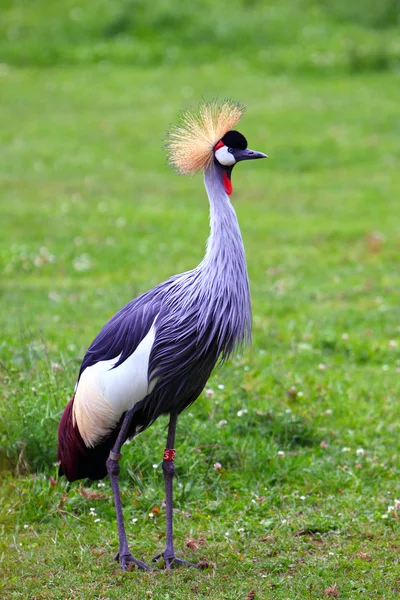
[166,99,246,175]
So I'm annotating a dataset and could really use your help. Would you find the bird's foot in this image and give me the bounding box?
[114,551,152,571]
[152,550,198,570]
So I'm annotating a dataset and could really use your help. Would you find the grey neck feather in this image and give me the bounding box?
[203,165,245,266]
[196,163,252,355]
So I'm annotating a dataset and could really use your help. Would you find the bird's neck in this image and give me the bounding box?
[199,164,252,350]
[203,164,246,269]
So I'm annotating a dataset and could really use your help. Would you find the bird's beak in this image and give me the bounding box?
[234,148,268,163]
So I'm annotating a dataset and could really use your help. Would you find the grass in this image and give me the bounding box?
[1,2,400,598]
[1,0,400,71]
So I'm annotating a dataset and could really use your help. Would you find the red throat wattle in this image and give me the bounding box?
[222,171,232,195]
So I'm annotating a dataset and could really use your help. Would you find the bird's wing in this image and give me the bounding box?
[73,293,162,447]
[79,292,161,375]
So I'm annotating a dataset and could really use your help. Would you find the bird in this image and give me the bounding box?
[57,99,267,571]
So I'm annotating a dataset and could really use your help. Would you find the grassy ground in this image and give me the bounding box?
[1,3,400,598]
[1,0,399,70]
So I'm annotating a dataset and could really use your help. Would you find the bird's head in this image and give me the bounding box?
[166,100,267,195]
[213,130,267,195]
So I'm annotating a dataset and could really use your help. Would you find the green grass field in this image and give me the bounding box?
[1,2,400,598]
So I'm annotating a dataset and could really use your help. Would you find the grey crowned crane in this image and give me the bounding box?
[58,100,267,571]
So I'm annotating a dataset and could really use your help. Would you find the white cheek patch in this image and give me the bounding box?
[215,145,236,167]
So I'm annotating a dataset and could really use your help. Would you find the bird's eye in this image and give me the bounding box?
[228,148,234,154]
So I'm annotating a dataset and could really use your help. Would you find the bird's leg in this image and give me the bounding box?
[106,408,151,571]
[152,413,198,569]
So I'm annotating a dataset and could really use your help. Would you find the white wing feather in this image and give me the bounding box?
[73,317,157,447]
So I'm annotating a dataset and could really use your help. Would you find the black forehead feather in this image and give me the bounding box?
[221,130,247,150]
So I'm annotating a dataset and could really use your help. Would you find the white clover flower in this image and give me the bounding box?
[217,384,225,390]
[217,420,228,428]
[356,448,365,456]
[237,409,248,417]
[214,462,222,471]
[48,291,61,303]
[205,389,214,398]
[277,451,285,457]
[116,217,127,228]
[72,253,92,272]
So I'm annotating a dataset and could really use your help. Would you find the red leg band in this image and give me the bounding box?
[163,448,176,461]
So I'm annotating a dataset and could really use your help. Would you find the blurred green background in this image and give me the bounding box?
[1,2,399,598]
[1,0,400,70]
